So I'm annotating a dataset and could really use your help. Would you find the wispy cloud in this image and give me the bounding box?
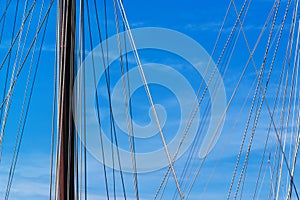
[0,153,50,200]
[185,22,222,32]
[184,22,277,33]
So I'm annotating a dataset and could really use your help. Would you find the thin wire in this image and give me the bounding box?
[253,30,291,200]
[268,152,276,200]
[285,18,300,200]
[0,0,10,43]
[122,8,139,200]
[88,0,129,198]
[199,77,257,199]
[232,0,282,196]
[285,1,299,197]
[0,0,12,25]
[0,0,13,43]
[49,0,59,198]
[233,0,294,198]
[0,1,36,71]
[173,7,248,198]
[5,0,37,197]
[183,1,277,198]
[103,0,117,198]
[275,2,298,197]
[91,0,111,198]
[113,0,138,199]
[0,0,32,163]
[155,1,251,197]
[287,87,300,199]
[256,156,270,200]
[87,0,128,199]
[117,1,184,198]
[252,0,298,198]
[153,1,237,197]
[78,0,84,199]
[286,29,299,200]
[0,1,52,112]
[246,2,300,198]
[54,1,61,199]
[233,1,295,198]
[0,0,19,146]
[4,1,51,198]
[226,1,281,198]
[0,3,54,164]
[83,1,90,198]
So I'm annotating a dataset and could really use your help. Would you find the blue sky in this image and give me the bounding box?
[0,0,299,199]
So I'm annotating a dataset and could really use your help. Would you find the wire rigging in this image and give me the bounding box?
[117,0,184,198]
[112,0,139,199]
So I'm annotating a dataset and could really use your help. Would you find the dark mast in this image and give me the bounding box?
[57,0,76,199]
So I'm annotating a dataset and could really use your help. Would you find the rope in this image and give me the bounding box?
[122,9,139,200]
[0,0,12,25]
[92,0,112,198]
[286,18,300,200]
[176,8,248,199]
[285,2,299,198]
[113,0,139,198]
[275,1,298,197]
[0,1,53,112]
[4,1,51,198]
[0,3,54,165]
[117,0,184,198]
[226,1,280,198]
[0,0,13,43]
[233,1,296,198]
[153,0,233,197]
[5,0,38,197]
[0,1,36,71]
[78,1,84,199]
[0,0,19,150]
[0,0,33,163]
[155,1,251,198]
[49,3,58,198]
[54,1,61,199]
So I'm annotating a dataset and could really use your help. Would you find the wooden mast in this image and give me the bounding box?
[58,0,76,199]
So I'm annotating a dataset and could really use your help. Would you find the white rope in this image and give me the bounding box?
[116,0,183,198]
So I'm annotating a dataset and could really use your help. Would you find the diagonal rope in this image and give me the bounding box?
[174,4,251,198]
[232,1,298,199]
[284,17,300,200]
[0,0,33,163]
[0,0,54,167]
[0,1,53,112]
[275,2,299,198]
[4,1,51,199]
[0,0,10,43]
[0,0,13,43]
[122,13,139,200]
[226,1,281,198]
[0,1,36,71]
[0,0,19,147]
[4,0,38,197]
[175,0,280,198]
[156,0,252,198]
[0,0,13,25]
[116,0,184,198]
[184,1,283,198]
[113,0,139,199]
